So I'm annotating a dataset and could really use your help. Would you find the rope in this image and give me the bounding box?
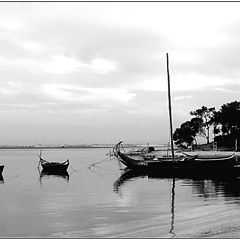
[69,165,82,173]
[88,158,114,169]
[90,164,120,174]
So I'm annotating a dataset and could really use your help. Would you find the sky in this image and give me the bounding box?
[1,2,240,145]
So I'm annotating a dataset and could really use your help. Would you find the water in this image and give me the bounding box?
[1,148,240,238]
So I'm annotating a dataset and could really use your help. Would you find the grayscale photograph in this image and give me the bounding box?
[1,1,240,238]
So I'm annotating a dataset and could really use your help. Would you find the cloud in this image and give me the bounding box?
[43,55,85,74]
[1,3,240,144]
[214,88,233,93]
[43,56,117,75]
[90,58,116,74]
[42,84,136,103]
[173,95,193,101]
[0,17,25,31]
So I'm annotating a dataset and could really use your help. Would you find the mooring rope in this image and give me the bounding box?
[69,165,82,173]
[90,164,120,174]
[88,158,114,169]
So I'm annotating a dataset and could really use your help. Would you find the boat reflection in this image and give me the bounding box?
[114,168,240,199]
[114,169,177,236]
[183,176,240,199]
[113,169,146,193]
[39,169,69,186]
[0,174,4,184]
[114,168,240,237]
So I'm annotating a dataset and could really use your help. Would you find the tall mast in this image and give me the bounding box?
[166,53,175,162]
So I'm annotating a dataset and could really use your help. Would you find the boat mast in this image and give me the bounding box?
[166,53,175,162]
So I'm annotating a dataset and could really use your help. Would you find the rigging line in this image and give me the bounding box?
[88,158,115,169]
[68,165,82,175]
[90,164,120,174]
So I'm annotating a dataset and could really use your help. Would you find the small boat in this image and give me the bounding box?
[0,165,4,175]
[38,151,69,173]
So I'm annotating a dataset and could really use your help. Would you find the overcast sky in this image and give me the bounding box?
[1,2,240,145]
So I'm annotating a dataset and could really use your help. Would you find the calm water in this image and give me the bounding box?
[1,148,240,238]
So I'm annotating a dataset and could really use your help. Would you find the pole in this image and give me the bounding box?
[166,53,175,162]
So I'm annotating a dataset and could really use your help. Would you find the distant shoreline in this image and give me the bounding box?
[0,144,167,150]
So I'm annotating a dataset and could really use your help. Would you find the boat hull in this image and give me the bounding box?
[0,165,4,174]
[41,164,68,173]
[117,151,237,175]
[40,160,69,173]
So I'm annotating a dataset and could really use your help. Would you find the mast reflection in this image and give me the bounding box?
[169,177,176,237]
[113,169,176,236]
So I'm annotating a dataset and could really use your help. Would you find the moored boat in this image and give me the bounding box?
[113,141,236,174]
[38,151,69,173]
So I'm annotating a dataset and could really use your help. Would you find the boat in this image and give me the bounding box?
[38,150,69,173]
[113,142,236,174]
[0,165,4,175]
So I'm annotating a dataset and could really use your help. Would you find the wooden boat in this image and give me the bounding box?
[113,142,236,173]
[182,152,236,167]
[0,165,4,175]
[38,151,69,173]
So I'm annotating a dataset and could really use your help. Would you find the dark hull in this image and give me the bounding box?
[41,164,69,173]
[0,173,4,184]
[0,165,4,175]
[40,158,69,174]
[117,151,237,175]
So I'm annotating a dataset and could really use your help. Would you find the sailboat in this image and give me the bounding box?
[113,53,236,174]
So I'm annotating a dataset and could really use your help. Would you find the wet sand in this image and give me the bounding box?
[193,222,240,238]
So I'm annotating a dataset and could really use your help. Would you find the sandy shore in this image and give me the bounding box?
[192,223,240,238]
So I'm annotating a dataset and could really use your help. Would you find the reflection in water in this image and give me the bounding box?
[169,178,175,237]
[183,177,240,199]
[114,169,240,237]
[0,174,4,184]
[113,169,146,194]
[114,169,240,199]
[114,169,176,236]
[39,169,69,186]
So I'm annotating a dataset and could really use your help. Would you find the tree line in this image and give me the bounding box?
[173,101,240,149]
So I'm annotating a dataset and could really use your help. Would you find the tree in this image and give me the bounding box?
[173,118,201,148]
[212,101,240,147]
[190,106,215,144]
